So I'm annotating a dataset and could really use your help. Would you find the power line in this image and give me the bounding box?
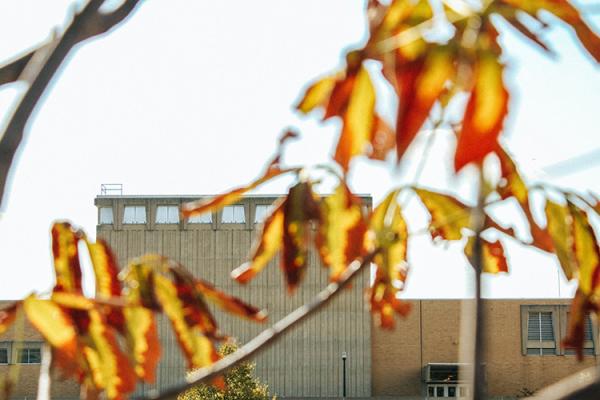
[542,147,600,177]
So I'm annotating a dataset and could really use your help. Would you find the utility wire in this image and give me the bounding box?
[542,147,600,177]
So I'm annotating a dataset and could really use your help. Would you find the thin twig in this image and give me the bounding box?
[0,0,142,209]
[137,250,380,400]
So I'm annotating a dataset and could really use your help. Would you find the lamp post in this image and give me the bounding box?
[342,351,347,400]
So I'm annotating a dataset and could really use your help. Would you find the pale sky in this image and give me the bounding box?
[0,1,599,300]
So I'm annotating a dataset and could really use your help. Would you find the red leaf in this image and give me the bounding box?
[51,223,83,294]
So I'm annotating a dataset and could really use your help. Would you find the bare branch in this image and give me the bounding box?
[36,344,52,400]
[0,0,141,209]
[529,366,600,400]
[137,250,379,400]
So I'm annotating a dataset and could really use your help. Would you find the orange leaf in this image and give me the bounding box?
[414,188,471,241]
[296,75,337,114]
[0,302,18,335]
[231,199,285,284]
[496,146,528,205]
[464,237,509,274]
[153,274,220,369]
[369,114,396,161]
[502,0,600,62]
[568,202,600,295]
[455,52,509,171]
[51,223,83,294]
[195,278,267,322]
[85,239,122,298]
[181,167,293,219]
[393,46,454,162]
[563,290,593,361]
[317,184,367,281]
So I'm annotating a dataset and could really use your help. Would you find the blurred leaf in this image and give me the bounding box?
[153,274,220,369]
[455,51,509,171]
[369,115,396,161]
[545,200,577,280]
[296,75,337,114]
[83,309,136,399]
[231,200,285,284]
[464,237,509,274]
[563,291,593,361]
[334,65,376,170]
[368,191,411,328]
[51,223,83,294]
[502,0,600,62]
[568,202,600,295]
[123,305,160,382]
[414,188,470,240]
[281,182,322,290]
[496,146,528,205]
[86,239,122,298]
[0,303,18,335]
[391,46,454,162]
[317,184,367,281]
[195,278,267,322]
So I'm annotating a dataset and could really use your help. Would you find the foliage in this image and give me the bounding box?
[179,343,270,400]
[1,0,600,399]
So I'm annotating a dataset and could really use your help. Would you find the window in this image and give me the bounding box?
[254,204,274,224]
[188,213,212,224]
[156,205,179,224]
[527,311,556,355]
[564,313,595,356]
[427,384,468,398]
[221,205,245,223]
[15,344,41,364]
[0,343,9,364]
[99,207,113,224]
[123,206,146,224]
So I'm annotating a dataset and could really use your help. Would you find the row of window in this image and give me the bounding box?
[524,306,595,356]
[99,204,275,225]
[0,342,42,365]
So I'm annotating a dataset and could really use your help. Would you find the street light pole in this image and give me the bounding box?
[342,351,347,400]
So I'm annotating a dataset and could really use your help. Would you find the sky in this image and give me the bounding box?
[0,0,599,300]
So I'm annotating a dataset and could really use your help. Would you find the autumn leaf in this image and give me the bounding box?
[334,65,376,170]
[153,274,220,369]
[391,45,454,162]
[464,237,509,274]
[83,309,136,399]
[0,303,18,335]
[195,278,267,322]
[51,222,83,294]
[231,199,285,284]
[501,0,600,62]
[369,114,396,161]
[367,190,411,329]
[455,51,509,171]
[296,75,337,114]
[545,200,577,280]
[85,238,122,298]
[317,184,367,281]
[281,182,322,290]
[563,291,594,361]
[123,306,160,382]
[568,202,600,295]
[414,188,470,241]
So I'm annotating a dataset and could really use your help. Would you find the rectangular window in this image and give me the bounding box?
[221,205,245,224]
[0,345,8,364]
[156,205,179,224]
[188,213,212,224]
[254,204,274,224]
[123,206,146,224]
[16,346,41,364]
[527,311,556,355]
[99,207,114,224]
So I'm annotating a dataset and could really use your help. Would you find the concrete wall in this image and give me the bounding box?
[372,299,600,398]
[95,195,373,398]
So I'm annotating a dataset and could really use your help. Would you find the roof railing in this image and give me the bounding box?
[100,183,123,196]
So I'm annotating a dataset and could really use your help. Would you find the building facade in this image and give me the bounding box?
[0,194,598,399]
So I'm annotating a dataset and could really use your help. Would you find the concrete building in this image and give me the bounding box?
[0,194,598,399]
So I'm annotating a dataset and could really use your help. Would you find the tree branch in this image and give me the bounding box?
[0,0,141,209]
[529,366,600,400]
[137,250,379,400]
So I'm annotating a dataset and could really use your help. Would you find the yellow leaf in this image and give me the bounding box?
[568,202,600,295]
[0,302,18,335]
[464,237,509,274]
[414,189,470,240]
[85,239,122,298]
[334,65,376,170]
[317,184,367,281]
[51,223,83,294]
[231,200,284,284]
[296,75,336,114]
[123,306,160,382]
[545,200,576,280]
